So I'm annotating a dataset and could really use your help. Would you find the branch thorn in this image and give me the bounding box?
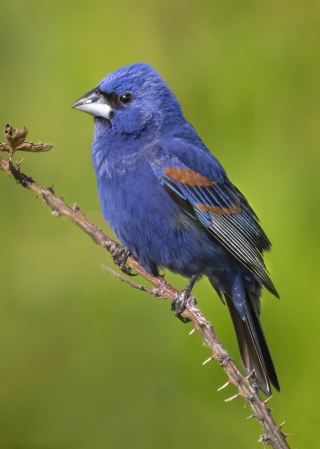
[15,157,25,167]
[246,369,255,380]
[202,355,213,365]
[218,380,231,391]
[46,185,55,195]
[224,392,241,402]
[264,395,272,405]
[189,328,196,335]
[279,421,285,429]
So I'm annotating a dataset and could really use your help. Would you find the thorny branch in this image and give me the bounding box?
[0,124,291,449]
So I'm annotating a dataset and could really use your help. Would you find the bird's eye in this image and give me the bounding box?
[119,92,133,105]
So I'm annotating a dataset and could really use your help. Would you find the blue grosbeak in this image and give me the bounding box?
[73,63,280,396]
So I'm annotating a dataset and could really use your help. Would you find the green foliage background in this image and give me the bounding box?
[0,1,319,448]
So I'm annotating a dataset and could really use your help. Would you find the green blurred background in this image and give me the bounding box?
[0,1,319,448]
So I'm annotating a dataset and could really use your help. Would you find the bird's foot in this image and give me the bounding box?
[110,245,137,276]
[171,273,199,324]
[171,290,193,323]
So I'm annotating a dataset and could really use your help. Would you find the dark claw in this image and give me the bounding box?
[171,272,200,324]
[171,290,192,323]
[110,246,137,276]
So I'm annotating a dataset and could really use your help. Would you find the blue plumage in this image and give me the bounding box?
[73,62,280,396]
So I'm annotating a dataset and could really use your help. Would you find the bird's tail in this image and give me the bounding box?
[225,290,280,397]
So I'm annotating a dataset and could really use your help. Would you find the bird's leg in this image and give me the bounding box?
[171,272,200,323]
[110,245,137,276]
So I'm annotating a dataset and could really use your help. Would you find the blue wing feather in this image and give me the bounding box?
[152,144,279,298]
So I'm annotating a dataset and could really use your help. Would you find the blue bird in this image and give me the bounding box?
[72,63,280,396]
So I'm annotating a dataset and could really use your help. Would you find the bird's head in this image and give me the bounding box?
[72,63,183,137]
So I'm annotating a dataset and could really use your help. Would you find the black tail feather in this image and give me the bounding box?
[225,292,280,396]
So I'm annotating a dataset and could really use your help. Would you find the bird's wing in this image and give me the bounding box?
[151,148,278,297]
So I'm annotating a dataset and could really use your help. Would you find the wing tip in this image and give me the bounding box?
[264,278,280,299]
